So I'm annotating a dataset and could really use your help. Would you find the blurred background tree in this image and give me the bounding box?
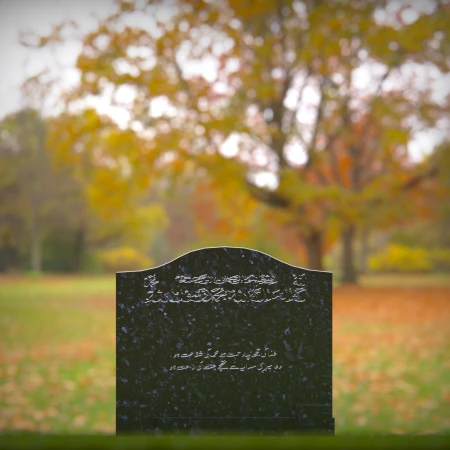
[0,107,167,273]
[0,108,77,273]
[0,0,448,282]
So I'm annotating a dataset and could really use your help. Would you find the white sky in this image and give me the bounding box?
[0,0,449,174]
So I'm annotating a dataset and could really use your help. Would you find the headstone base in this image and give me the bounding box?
[117,407,335,435]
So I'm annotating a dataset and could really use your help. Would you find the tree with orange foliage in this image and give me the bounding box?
[23,0,449,283]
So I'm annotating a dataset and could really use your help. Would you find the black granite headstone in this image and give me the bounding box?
[116,247,334,434]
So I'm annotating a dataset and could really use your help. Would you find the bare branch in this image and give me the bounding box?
[312,165,330,186]
[304,76,327,170]
[366,163,438,210]
[286,66,312,136]
[402,164,438,190]
[172,53,197,111]
[245,180,291,208]
[358,67,393,180]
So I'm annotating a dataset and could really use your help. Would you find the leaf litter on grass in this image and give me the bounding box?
[333,286,450,434]
[0,278,449,434]
[0,280,116,433]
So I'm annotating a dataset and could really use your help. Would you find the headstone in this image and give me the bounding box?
[116,247,334,434]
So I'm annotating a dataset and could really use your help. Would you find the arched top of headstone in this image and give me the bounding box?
[116,246,332,274]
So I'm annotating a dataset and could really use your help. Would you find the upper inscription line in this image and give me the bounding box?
[143,273,307,304]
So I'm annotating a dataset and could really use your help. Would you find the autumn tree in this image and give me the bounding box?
[0,107,167,273]
[433,141,450,249]
[387,140,450,255]
[46,108,168,270]
[23,0,450,282]
[0,108,76,272]
[190,177,320,265]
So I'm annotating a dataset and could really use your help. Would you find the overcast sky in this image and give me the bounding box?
[1,0,449,165]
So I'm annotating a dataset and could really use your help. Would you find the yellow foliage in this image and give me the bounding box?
[99,246,154,273]
[369,244,432,273]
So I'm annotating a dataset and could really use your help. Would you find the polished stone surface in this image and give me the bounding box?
[116,247,334,434]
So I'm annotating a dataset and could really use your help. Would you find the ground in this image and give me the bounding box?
[0,273,449,434]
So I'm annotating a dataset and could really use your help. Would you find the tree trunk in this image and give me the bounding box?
[0,232,18,272]
[31,224,42,273]
[72,227,86,273]
[341,224,357,284]
[302,230,324,271]
[6,245,21,272]
[359,226,370,274]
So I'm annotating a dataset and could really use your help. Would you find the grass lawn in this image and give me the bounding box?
[0,273,449,435]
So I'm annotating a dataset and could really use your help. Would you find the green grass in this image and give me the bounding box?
[333,344,450,434]
[0,276,115,433]
[1,434,450,449]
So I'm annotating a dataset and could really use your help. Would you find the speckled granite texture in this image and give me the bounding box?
[116,247,334,434]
